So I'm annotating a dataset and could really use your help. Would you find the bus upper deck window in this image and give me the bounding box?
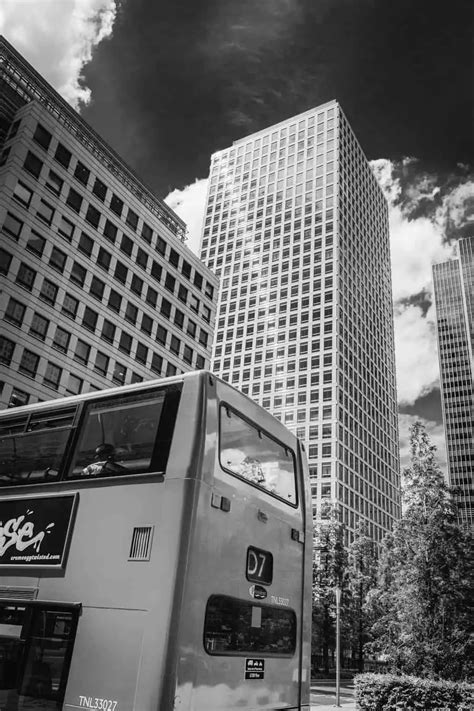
[68,390,174,479]
[219,406,297,506]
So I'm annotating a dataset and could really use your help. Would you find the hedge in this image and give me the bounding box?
[355,672,474,710]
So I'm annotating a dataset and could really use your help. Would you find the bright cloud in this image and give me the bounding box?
[164,179,209,255]
[0,0,117,107]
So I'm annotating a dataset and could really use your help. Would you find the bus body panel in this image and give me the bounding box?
[0,372,311,711]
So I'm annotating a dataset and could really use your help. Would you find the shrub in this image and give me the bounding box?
[355,672,473,710]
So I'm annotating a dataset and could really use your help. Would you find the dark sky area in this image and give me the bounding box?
[81,0,473,199]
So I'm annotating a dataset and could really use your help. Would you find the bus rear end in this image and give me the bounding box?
[170,374,312,710]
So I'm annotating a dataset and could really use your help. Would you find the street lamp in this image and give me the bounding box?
[335,586,341,707]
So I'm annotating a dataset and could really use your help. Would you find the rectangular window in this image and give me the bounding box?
[199,329,209,348]
[160,298,171,319]
[66,187,83,213]
[45,169,63,196]
[43,361,62,389]
[169,248,179,268]
[66,373,83,395]
[0,336,15,365]
[3,212,23,239]
[126,208,138,231]
[204,595,296,656]
[58,215,75,241]
[19,349,40,377]
[174,309,184,329]
[108,289,122,313]
[194,272,203,290]
[33,123,52,150]
[125,302,138,324]
[93,177,107,201]
[119,331,133,355]
[114,261,128,284]
[136,247,148,270]
[112,361,126,385]
[136,343,148,365]
[141,314,153,335]
[170,335,180,355]
[94,351,109,375]
[146,286,158,307]
[141,222,153,243]
[187,320,196,338]
[165,273,176,293]
[90,276,105,301]
[178,284,188,303]
[23,151,43,178]
[101,319,116,343]
[61,293,79,319]
[49,246,67,271]
[13,181,33,207]
[156,236,166,256]
[131,274,143,296]
[182,260,191,279]
[151,353,163,374]
[26,230,45,256]
[82,306,98,332]
[70,261,86,287]
[52,326,71,353]
[74,339,91,365]
[78,231,94,256]
[85,204,100,228]
[29,312,49,340]
[120,234,133,256]
[74,160,90,186]
[156,325,167,345]
[39,278,59,305]
[16,263,36,291]
[151,261,162,282]
[183,345,193,364]
[110,194,124,217]
[9,388,30,407]
[220,406,297,505]
[5,298,26,326]
[54,143,72,168]
[97,247,111,271]
[103,219,117,243]
[36,199,54,225]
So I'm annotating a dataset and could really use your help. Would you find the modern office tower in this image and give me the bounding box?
[433,235,474,527]
[0,36,217,409]
[200,101,400,543]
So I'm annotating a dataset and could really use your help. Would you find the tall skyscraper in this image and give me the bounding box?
[433,235,474,527]
[200,101,400,543]
[0,36,218,409]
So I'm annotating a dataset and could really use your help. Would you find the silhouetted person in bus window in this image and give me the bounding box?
[82,443,126,477]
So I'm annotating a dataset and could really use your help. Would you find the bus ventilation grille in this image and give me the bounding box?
[0,586,38,600]
[129,526,154,561]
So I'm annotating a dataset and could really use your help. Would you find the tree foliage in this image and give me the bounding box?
[366,421,473,680]
[312,504,349,673]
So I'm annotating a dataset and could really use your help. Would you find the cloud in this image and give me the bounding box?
[371,158,474,407]
[398,413,448,475]
[164,179,209,255]
[0,0,117,107]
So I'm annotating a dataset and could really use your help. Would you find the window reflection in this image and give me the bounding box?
[220,407,297,505]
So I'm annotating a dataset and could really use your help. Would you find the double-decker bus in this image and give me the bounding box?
[0,371,312,711]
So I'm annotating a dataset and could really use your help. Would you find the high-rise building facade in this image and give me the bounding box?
[0,36,218,409]
[200,101,400,543]
[433,235,474,527]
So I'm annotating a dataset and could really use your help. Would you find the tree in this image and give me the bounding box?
[366,421,473,680]
[346,522,378,672]
[312,504,349,674]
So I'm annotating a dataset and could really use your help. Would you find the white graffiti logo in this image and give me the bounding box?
[0,510,55,557]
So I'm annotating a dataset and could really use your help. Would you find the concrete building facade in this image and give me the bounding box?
[433,235,474,527]
[0,36,218,409]
[200,101,400,543]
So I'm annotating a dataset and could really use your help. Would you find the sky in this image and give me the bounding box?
[2,0,473,471]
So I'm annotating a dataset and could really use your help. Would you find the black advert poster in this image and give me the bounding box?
[0,494,77,568]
